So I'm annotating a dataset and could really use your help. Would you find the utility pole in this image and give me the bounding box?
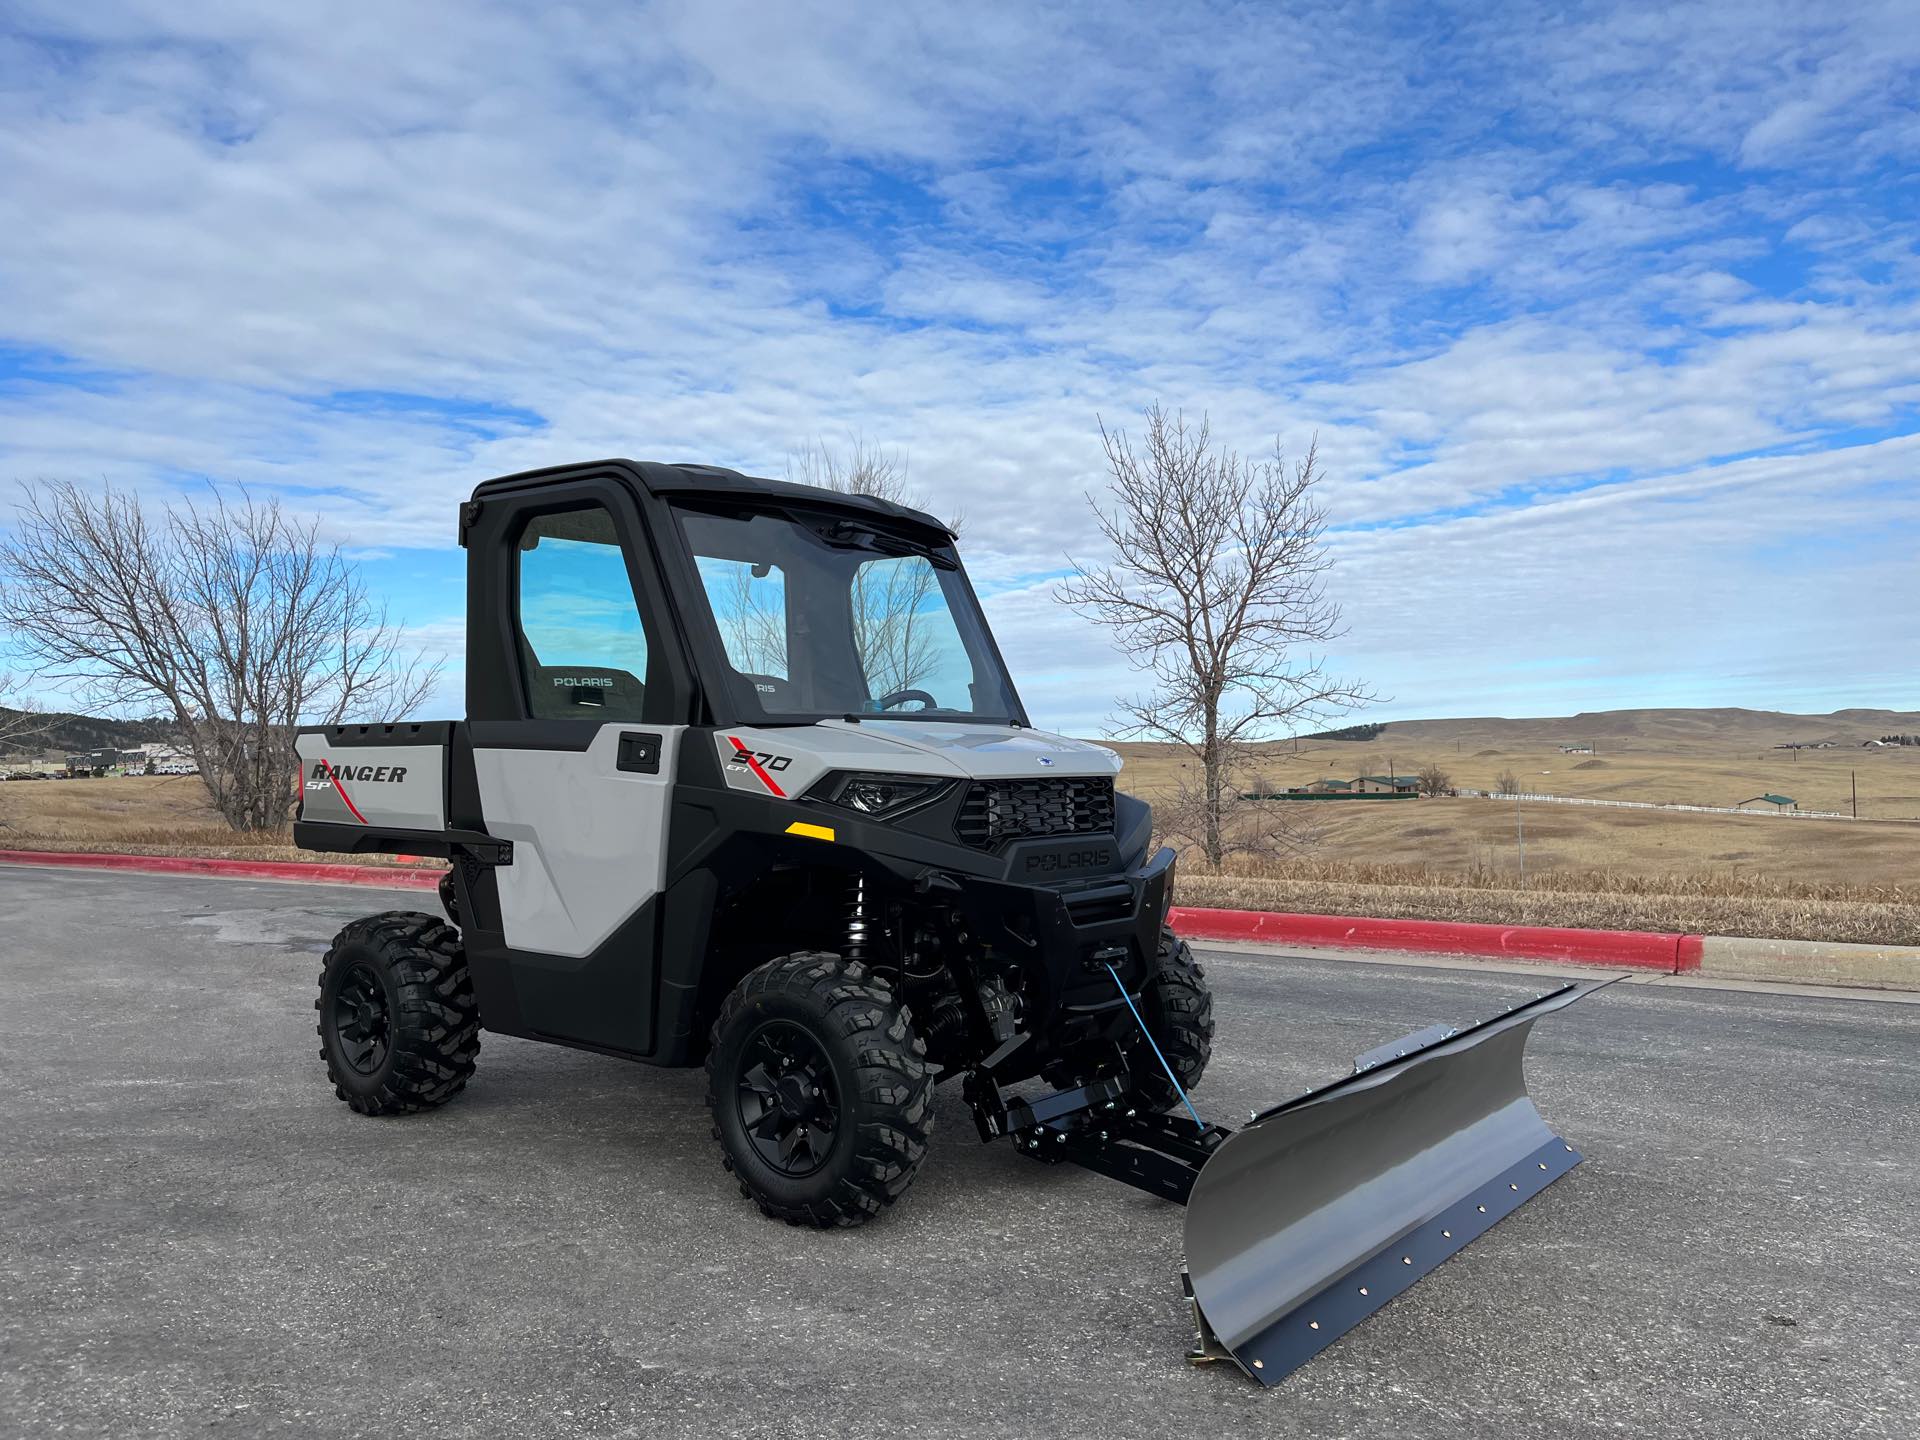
[1852,770,1858,819]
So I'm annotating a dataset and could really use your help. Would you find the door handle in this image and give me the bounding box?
[616,732,662,774]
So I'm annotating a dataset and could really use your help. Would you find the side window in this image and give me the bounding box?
[515,506,653,721]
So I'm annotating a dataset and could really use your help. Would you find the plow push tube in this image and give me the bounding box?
[1181,978,1611,1385]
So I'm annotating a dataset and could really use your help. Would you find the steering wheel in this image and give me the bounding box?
[873,688,938,711]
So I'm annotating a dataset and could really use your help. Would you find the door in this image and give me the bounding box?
[464,479,687,1055]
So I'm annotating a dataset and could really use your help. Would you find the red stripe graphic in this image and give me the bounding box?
[727,736,787,798]
[320,757,370,824]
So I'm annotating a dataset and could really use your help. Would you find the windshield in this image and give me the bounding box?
[673,504,1024,724]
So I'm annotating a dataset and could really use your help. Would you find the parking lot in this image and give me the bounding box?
[1,864,1914,1438]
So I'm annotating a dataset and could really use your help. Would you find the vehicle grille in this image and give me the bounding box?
[955,776,1116,850]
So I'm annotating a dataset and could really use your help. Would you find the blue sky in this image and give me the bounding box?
[1,1,1917,733]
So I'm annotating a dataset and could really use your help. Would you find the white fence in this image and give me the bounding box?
[1456,789,1863,821]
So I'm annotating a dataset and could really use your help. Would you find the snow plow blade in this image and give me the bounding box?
[1181,979,1609,1385]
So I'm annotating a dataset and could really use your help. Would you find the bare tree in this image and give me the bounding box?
[0,480,440,831]
[711,562,790,678]
[0,671,52,757]
[1494,769,1520,796]
[1416,762,1453,797]
[789,435,914,505]
[1058,405,1372,867]
[788,436,953,702]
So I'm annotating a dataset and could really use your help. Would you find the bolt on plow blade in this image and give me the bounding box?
[1182,978,1611,1386]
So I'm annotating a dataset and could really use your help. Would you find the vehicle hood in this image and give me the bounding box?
[815,720,1122,780]
[714,719,1120,798]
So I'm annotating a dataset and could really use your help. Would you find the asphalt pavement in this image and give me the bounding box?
[1,865,1914,1439]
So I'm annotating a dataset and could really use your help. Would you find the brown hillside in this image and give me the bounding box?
[1377,706,1920,749]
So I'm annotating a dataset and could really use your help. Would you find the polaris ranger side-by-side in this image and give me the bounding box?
[295,459,1605,1384]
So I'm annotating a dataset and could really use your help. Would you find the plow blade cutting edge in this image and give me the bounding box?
[1180,978,1611,1385]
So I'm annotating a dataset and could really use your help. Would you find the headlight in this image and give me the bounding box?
[808,771,950,819]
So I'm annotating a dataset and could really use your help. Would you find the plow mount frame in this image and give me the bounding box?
[988,977,1613,1387]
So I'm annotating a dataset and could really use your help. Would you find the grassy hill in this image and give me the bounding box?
[1112,706,1920,824]
[0,707,183,757]
[1376,707,1920,749]
[1106,706,1920,941]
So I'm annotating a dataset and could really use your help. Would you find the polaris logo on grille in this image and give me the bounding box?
[1036,756,1054,766]
[1024,846,1112,874]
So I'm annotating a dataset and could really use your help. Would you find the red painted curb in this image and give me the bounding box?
[1674,935,1704,973]
[0,849,443,891]
[0,849,1707,973]
[1171,905,1704,973]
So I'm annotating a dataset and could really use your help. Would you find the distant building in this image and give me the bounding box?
[1739,793,1797,812]
[1269,774,1418,800]
[1559,744,1594,754]
[63,749,143,776]
[1353,775,1421,794]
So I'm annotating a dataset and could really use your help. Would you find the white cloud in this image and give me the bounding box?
[0,0,1916,730]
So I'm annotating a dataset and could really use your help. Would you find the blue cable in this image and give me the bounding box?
[1104,962,1204,1131]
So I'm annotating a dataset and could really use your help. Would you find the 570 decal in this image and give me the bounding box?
[725,736,792,797]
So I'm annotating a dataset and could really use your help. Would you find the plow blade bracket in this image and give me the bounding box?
[1183,978,1612,1386]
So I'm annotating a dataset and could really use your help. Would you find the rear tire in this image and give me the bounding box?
[316,911,480,1115]
[705,952,933,1227]
[1126,932,1214,1113]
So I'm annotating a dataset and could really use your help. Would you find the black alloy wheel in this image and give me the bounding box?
[735,1019,841,1177]
[315,911,482,1116]
[705,951,933,1227]
[329,961,394,1077]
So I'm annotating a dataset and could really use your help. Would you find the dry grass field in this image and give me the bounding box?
[0,775,423,866]
[1112,707,1920,944]
[4,707,1919,943]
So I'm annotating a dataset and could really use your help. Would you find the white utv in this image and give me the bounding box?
[295,459,1603,1385]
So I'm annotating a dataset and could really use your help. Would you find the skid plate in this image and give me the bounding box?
[1183,979,1609,1385]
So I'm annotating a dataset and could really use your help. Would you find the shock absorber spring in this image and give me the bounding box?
[845,872,870,965]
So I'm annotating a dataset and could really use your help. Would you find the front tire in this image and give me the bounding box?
[1125,932,1214,1112]
[705,953,933,1227]
[316,911,480,1115]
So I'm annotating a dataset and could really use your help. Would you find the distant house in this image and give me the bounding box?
[1268,774,1417,800]
[1559,744,1594,755]
[1353,774,1421,795]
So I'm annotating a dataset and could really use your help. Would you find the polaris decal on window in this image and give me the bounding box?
[555,676,614,688]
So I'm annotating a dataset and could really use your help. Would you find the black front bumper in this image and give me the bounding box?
[955,843,1177,1052]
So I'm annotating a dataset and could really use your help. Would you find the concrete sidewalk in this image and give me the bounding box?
[1694,935,1920,990]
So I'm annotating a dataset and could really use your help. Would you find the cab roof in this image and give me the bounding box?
[472,458,953,538]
